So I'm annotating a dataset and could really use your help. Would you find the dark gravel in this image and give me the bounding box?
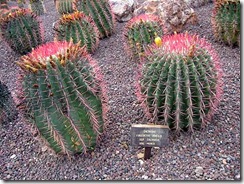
[0,1,240,180]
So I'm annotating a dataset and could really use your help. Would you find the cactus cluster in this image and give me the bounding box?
[54,11,99,53]
[0,8,43,55]
[55,0,77,15]
[76,0,115,38]
[0,81,18,126]
[17,41,107,155]
[123,14,166,62]
[29,0,45,16]
[136,33,223,132]
[211,0,240,46]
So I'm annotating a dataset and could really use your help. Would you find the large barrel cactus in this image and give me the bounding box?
[0,8,43,55]
[54,11,99,53]
[29,0,45,16]
[76,0,115,38]
[123,14,166,62]
[55,0,77,15]
[136,33,223,132]
[0,81,18,126]
[17,41,108,155]
[211,0,240,46]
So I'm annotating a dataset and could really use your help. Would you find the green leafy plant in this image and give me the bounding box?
[0,8,43,55]
[76,0,115,38]
[17,41,108,155]
[136,33,223,132]
[123,14,166,62]
[211,0,240,46]
[54,11,99,53]
[29,0,45,16]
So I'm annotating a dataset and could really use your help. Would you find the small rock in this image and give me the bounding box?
[195,166,204,176]
[142,175,148,179]
[137,153,144,159]
[41,146,48,152]
[10,154,16,159]
[235,174,240,180]
[6,175,11,179]
[223,159,227,165]
[139,159,144,166]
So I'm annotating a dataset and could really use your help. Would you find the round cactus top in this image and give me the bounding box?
[126,14,163,28]
[0,8,34,22]
[59,11,94,24]
[17,41,89,73]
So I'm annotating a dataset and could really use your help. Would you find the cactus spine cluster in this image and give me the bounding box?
[211,0,240,46]
[137,33,223,132]
[17,41,107,155]
[54,11,99,53]
[29,0,45,16]
[0,8,43,55]
[0,81,18,126]
[76,0,115,38]
[55,0,77,15]
[123,14,165,62]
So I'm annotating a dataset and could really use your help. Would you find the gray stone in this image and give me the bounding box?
[134,0,198,33]
[109,0,136,22]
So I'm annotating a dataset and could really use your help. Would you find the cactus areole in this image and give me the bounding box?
[17,41,106,155]
[138,33,223,132]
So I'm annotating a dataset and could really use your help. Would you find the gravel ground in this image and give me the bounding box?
[0,1,241,180]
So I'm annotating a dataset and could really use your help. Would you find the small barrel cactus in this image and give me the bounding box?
[54,11,99,53]
[76,0,115,38]
[0,8,43,55]
[0,81,18,126]
[16,41,108,155]
[55,0,77,15]
[123,14,166,62]
[0,0,8,9]
[211,0,240,46]
[29,0,45,16]
[136,33,223,132]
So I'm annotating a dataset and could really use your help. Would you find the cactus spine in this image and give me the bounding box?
[76,0,115,38]
[123,14,165,62]
[137,33,223,132]
[17,41,107,155]
[55,0,77,15]
[29,0,45,16]
[211,0,240,46]
[54,11,99,53]
[0,8,43,55]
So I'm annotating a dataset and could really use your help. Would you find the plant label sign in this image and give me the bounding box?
[131,124,169,147]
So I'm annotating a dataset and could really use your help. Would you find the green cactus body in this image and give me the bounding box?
[0,9,43,55]
[17,41,107,155]
[137,33,223,132]
[76,0,115,38]
[29,0,45,16]
[123,14,166,62]
[55,0,77,15]
[54,12,99,53]
[0,81,18,126]
[211,0,240,46]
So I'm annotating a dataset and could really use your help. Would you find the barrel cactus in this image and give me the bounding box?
[54,11,99,53]
[29,0,45,16]
[123,14,166,62]
[211,0,240,46]
[0,8,43,55]
[0,81,18,126]
[76,0,115,38]
[16,41,108,155]
[136,33,223,132]
[0,0,8,9]
[55,0,77,15]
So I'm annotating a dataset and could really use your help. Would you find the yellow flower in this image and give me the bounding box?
[154,36,162,47]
